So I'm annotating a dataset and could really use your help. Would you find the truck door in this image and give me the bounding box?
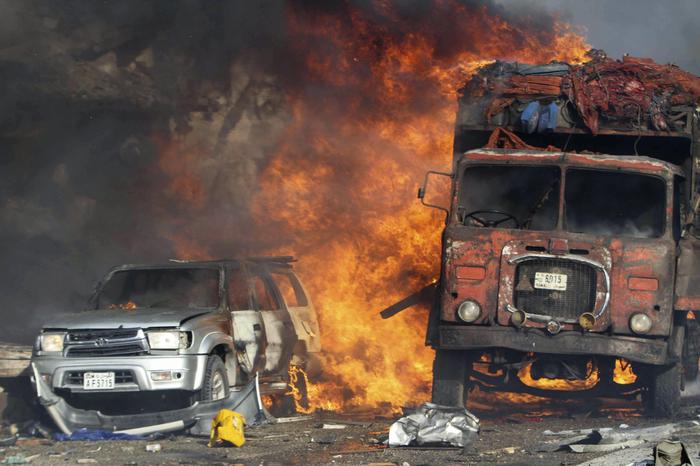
[227,264,266,375]
[248,265,297,376]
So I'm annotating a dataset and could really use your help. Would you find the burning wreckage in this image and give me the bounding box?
[28,257,321,435]
[401,52,700,418]
[6,52,700,442]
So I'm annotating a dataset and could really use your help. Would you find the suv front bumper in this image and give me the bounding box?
[32,354,208,393]
[438,325,671,365]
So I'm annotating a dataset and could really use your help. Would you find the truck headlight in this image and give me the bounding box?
[630,313,652,334]
[40,333,66,352]
[457,300,481,323]
[147,330,189,350]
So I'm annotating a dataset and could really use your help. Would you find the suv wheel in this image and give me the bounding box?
[431,349,471,407]
[201,355,230,401]
[644,362,681,418]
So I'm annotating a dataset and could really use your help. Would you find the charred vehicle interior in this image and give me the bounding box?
[419,56,700,418]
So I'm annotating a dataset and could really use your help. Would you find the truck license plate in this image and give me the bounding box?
[534,272,567,291]
[83,372,115,390]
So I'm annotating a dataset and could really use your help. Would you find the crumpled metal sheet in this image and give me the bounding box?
[387,402,479,447]
[31,362,270,437]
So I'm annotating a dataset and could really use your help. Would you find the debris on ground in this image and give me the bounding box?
[53,429,145,441]
[387,403,479,447]
[322,424,347,430]
[145,443,161,453]
[537,421,700,456]
[208,409,245,448]
[654,440,694,466]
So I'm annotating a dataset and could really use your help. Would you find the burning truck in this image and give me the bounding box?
[417,53,700,417]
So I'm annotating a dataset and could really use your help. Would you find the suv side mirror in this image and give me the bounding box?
[418,170,453,223]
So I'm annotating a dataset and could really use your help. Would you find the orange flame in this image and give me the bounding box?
[250,3,588,413]
[158,2,590,413]
[613,358,637,385]
[109,300,137,311]
[517,361,599,391]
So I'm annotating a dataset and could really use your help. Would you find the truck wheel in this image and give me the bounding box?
[644,362,681,418]
[431,349,471,407]
[201,355,230,401]
[683,317,700,381]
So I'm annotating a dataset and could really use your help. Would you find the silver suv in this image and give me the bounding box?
[31,257,321,416]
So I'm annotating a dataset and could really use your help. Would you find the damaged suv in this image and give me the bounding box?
[31,257,321,419]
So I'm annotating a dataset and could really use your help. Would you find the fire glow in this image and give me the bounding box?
[163,1,590,412]
[252,2,589,413]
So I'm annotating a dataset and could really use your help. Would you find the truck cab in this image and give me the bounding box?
[421,57,700,417]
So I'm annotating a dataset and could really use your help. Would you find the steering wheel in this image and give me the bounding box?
[462,209,520,228]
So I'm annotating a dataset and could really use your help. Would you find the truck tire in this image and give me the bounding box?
[431,349,471,407]
[645,362,681,418]
[200,355,230,401]
[683,317,700,381]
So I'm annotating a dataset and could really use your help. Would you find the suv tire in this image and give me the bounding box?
[431,349,471,407]
[200,355,230,401]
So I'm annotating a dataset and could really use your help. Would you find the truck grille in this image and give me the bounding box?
[64,370,135,386]
[65,329,148,357]
[513,258,597,320]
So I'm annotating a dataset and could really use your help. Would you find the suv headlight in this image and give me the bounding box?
[147,330,190,350]
[40,333,66,352]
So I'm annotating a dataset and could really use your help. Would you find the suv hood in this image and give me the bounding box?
[41,308,212,330]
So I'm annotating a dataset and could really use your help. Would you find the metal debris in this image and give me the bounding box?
[387,403,479,448]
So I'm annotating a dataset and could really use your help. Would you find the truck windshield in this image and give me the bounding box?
[565,169,666,238]
[459,165,560,230]
[96,268,220,310]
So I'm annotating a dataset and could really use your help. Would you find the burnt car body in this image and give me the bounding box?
[31,257,321,419]
[420,57,700,417]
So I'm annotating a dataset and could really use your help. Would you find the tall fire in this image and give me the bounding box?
[164,1,589,412]
[249,1,589,412]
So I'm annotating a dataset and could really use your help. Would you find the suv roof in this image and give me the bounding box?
[105,257,297,273]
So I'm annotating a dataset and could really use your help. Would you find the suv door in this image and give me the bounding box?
[248,265,297,376]
[227,264,266,376]
[269,269,321,355]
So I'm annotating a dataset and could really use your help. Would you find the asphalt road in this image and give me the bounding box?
[3,392,699,466]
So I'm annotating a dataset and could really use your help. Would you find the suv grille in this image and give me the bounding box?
[65,329,148,357]
[514,258,596,320]
[64,370,135,386]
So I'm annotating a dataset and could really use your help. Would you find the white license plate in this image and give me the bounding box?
[534,272,568,291]
[83,372,115,390]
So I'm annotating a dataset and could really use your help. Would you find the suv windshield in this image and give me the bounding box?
[97,268,220,310]
[565,169,666,238]
[459,165,560,230]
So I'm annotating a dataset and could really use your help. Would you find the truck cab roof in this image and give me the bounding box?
[461,148,685,177]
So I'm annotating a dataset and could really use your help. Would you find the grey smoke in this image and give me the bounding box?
[497,0,700,74]
[1,0,697,345]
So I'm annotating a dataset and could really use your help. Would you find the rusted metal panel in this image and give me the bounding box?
[438,325,670,365]
[441,226,675,337]
[675,237,700,310]
[607,240,675,336]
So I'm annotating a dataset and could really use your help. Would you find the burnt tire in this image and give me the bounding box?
[431,349,471,407]
[645,362,681,419]
[268,366,310,417]
[200,355,230,402]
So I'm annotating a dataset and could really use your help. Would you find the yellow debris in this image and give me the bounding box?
[208,409,246,448]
